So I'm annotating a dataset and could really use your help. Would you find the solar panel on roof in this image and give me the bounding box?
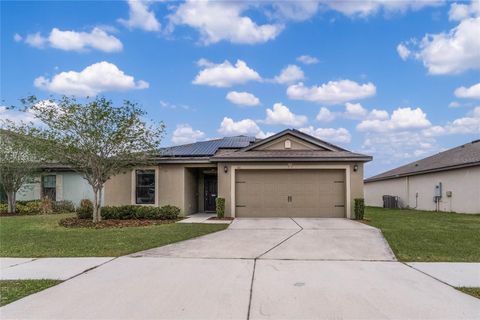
[160,136,256,157]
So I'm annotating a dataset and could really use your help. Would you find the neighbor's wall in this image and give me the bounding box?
[62,173,95,206]
[365,166,480,214]
[365,178,408,208]
[17,172,94,206]
[217,161,364,219]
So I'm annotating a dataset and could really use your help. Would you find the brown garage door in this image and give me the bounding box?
[235,169,345,218]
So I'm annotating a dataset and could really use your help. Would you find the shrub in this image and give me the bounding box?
[0,203,8,213]
[77,199,93,219]
[17,201,43,215]
[101,205,180,220]
[52,200,75,213]
[354,198,365,220]
[40,198,53,214]
[216,197,225,219]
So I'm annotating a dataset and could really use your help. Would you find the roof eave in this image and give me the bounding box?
[211,156,372,162]
[364,161,480,183]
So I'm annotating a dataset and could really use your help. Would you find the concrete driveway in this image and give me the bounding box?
[1,218,479,319]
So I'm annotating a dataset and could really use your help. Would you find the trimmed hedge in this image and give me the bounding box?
[0,199,76,215]
[354,198,365,220]
[76,203,180,220]
[216,197,225,219]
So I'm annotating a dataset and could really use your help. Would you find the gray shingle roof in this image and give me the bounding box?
[365,139,480,182]
[160,136,256,157]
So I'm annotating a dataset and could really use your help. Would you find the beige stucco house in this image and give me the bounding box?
[365,139,480,214]
[104,129,372,218]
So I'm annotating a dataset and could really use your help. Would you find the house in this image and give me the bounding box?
[15,164,95,207]
[104,129,372,218]
[365,140,480,214]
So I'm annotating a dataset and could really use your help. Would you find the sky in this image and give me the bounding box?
[1,0,479,177]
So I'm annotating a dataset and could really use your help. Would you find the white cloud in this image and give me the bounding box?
[396,43,411,60]
[300,126,351,143]
[34,61,149,97]
[287,80,376,105]
[25,32,47,48]
[454,82,480,99]
[273,65,305,84]
[368,109,389,120]
[316,107,336,122]
[169,0,282,45]
[0,106,38,125]
[449,101,461,108]
[226,91,260,107]
[193,59,261,87]
[23,27,122,52]
[160,100,191,110]
[449,1,480,21]
[403,17,480,75]
[324,0,443,18]
[264,103,308,127]
[344,102,368,119]
[171,124,205,144]
[118,0,161,31]
[271,2,320,21]
[357,107,431,132]
[361,131,439,163]
[218,117,266,138]
[296,54,319,65]
[13,33,22,42]
[423,106,480,136]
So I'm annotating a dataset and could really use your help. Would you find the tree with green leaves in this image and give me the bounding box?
[0,126,41,214]
[12,96,164,222]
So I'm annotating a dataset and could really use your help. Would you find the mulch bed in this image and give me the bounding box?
[59,217,180,229]
[207,217,234,221]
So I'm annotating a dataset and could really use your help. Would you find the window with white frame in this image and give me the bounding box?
[135,170,155,204]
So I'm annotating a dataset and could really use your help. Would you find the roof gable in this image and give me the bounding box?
[242,129,345,152]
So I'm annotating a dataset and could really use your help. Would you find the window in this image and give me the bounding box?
[42,175,56,201]
[136,170,155,204]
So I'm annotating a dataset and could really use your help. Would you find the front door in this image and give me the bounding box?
[204,175,218,212]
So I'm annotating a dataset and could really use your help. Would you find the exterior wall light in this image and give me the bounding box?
[224,165,228,173]
[353,164,358,172]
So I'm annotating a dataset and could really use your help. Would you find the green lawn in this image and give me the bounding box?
[365,207,480,262]
[0,280,62,306]
[0,214,228,257]
[458,287,480,299]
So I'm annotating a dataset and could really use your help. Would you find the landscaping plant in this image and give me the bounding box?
[216,197,225,219]
[354,198,365,220]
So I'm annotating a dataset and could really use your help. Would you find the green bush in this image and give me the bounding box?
[17,201,43,215]
[354,198,365,220]
[77,199,93,219]
[216,197,225,219]
[52,200,75,213]
[0,203,8,213]
[101,205,180,220]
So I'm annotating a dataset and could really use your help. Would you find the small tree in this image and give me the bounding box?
[16,96,164,222]
[0,127,41,214]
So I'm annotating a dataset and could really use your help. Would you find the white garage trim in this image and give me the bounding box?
[230,164,351,218]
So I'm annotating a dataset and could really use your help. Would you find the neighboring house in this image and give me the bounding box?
[365,140,480,214]
[104,129,371,218]
[16,165,95,207]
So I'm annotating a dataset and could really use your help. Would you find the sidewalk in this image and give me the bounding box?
[407,262,480,287]
[0,257,114,280]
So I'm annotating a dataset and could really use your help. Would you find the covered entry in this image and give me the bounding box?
[235,169,346,218]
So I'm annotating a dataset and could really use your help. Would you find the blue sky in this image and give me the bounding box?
[1,0,479,177]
